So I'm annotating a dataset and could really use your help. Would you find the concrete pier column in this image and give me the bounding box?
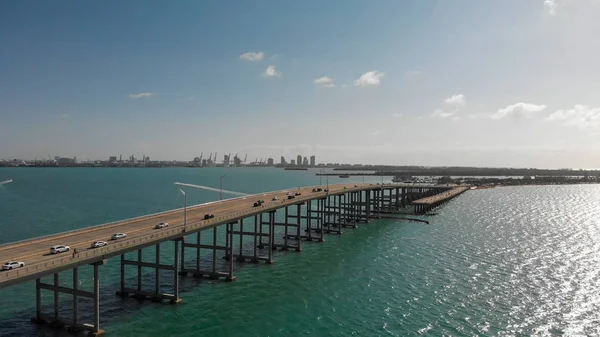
[173,239,180,303]
[283,206,289,250]
[226,222,235,281]
[155,244,161,296]
[237,219,244,261]
[253,214,258,262]
[93,262,101,334]
[53,273,59,320]
[296,204,302,251]
[318,198,325,241]
[366,190,371,219]
[120,254,125,296]
[306,200,313,241]
[258,213,264,248]
[73,267,78,324]
[267,211,274,264]
[137,249,142,293]
[212,227,218,275]
[195,233,201,273]
[180,235,186,272]
[35,278,41,322]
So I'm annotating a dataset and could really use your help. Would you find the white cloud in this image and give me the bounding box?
[129,92,154,99]
[354,70,384,87]
[544,0,558,15]
[547,105,600,131]
[240,51,264,61]
[314,76,334,85]
[444,94,466,105]
[392,113,403,118]
[188,95,194,101]
[59,113,69,119]
[314,76,335,87]
[432,109,456,119]
[490,102,547,119]
[372,130,383,136]
[262,65,281,77]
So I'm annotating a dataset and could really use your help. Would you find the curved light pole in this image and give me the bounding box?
[319,168,323,186]
[178,188,187,231]
[220,174,229,200]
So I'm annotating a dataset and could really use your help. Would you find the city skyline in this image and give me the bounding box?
[2,1,600,168]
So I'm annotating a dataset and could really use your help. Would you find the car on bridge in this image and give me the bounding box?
[253,201,261,207]
[155,222,169,229]
[91,241,107,248]
[295,192,301,196]
[204,213,215,220]
[111,233,127,240]
[50,245,70,254]
[272,196,279,201]
[2,261,25,270]
[287,195,295,200]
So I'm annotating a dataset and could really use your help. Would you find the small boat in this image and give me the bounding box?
[0,179,13,185]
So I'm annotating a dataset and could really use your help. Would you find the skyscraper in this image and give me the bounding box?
[267,158,274,166]
[297,155,302,166]
[303,157,308,166]
[310,155,315,166]
[280,156,286,165]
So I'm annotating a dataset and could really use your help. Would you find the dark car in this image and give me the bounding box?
[287,195,295,200]
[204,214,215,220]
[295,192,301,196]
[253,202,261,207]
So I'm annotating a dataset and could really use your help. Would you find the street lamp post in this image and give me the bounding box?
[320,169,323,186]
[179,188,187,231]
[220,174,229,200]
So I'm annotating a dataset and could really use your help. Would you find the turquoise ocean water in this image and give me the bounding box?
[1,167,600,336]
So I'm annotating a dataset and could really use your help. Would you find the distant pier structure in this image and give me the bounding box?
[0,183,467,336]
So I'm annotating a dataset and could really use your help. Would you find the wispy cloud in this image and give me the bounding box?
[432,109,457,119]
[405,70,421,79]
[355,70,384,87]
[547,105,600,131]
[60,113,69,119]
[129,92,154,99]
[372,130,383,136]
[314,76,335,87]
[491,102,546,119]
[188,95,195,101]
[544,0,558,15]
[240,51,264,61]
[392,113,403,118]
[444,94,466,105]
[262,65,282,77]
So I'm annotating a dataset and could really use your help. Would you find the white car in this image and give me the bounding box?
[91,241,108,248]
[111,233,127,240]
[50,245,70,254]
[155,222,169,229]
[2,261,25,270]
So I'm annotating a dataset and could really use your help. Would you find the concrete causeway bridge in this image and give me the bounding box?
[0,183,468,336]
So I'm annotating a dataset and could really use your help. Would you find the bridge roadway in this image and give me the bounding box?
[0,183,427,289]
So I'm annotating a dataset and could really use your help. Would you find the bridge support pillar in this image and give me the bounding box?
[32,261,106,336]
[116,243,182,303]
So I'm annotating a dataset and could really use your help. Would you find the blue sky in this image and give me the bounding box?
[2,0,600,168]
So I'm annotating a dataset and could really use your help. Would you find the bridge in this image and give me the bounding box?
[0,183,468,336]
